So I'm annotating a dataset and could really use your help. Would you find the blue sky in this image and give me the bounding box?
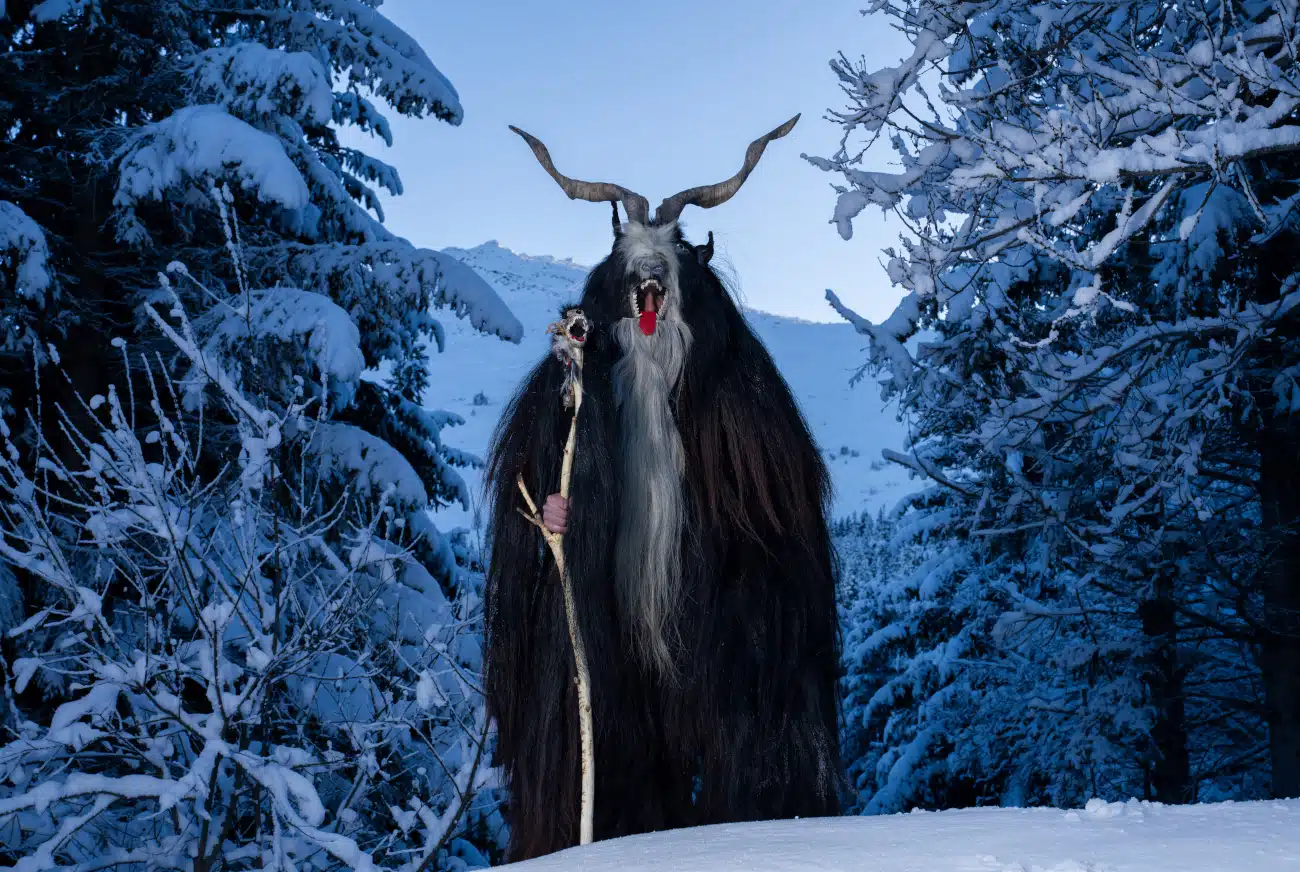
[366,0,910,323]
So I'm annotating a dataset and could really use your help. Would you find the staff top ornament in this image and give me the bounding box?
[548,308,590,409]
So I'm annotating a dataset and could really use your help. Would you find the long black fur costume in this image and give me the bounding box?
[484,223,842,861]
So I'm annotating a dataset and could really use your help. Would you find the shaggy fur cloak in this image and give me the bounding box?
[484,222,841,861]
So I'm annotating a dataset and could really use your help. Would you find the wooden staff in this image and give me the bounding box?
[514,308,596,846]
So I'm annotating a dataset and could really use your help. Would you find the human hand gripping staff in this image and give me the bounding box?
[513,307,596,846]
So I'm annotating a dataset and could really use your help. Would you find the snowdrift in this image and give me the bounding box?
[502,799,1300,871]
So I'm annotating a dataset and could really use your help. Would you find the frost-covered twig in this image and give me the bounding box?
[0,249,494,871]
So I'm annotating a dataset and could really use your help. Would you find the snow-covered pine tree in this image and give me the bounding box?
[813,0,1293,804]
[2,0,523,865]
[1,0,520,583]
[828,323,1160,811]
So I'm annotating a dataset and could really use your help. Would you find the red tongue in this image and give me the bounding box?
[639,310,658,335]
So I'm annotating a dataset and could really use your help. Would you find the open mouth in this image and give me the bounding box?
[631,278,665,335]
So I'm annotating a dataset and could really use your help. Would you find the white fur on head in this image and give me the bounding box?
[616,221,683,322]
[610,234,692,673]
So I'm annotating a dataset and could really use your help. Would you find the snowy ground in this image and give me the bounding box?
[423,241,913,536]
[501,799,1300,871]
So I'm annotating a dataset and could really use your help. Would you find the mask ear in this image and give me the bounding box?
[611,202,622,238]
[695,230,714,266]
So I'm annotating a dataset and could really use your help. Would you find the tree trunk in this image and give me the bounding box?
[1258,414,1300,799]
[1140,565,1192,803]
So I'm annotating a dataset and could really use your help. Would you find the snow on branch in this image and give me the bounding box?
[29,0,99,23]
[279,0,463,125]
[0,201,52,305]
[309,420,430,513]
[194,282,367,410]
[112,105,310,244]
[334,92,395,147]
[190,44,335,127]
[275,242,523,356]
[430,249,524,343]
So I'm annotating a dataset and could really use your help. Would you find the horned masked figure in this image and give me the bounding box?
[485,115,841,861]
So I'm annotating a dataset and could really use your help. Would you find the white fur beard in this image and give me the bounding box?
[611,315,692,674]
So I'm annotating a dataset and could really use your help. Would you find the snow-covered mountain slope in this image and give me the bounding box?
[504,798,1300,871]
[424,241,913,535]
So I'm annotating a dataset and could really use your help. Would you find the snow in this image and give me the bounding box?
[506,799,1300,871]
[279,242,523,351]
[30,0,97,22]
[429,247,525,344]
[113,105,309,242]
[423,241,913,532]
[0,201,53,304]
[309,421,429,511]
[191,44,334,126]
[281,0,463,125]
[200,287,365,408]
[290,653,383,728]
[415,669,445,710]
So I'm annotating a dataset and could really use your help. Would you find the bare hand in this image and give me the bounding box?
[542,494,569,534]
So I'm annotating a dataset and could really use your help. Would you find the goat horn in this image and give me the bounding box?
[653,114,799,226]
[509,125,650,225]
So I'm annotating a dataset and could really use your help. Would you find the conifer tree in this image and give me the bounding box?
[815,0,1294,805]
[1,1,521,865]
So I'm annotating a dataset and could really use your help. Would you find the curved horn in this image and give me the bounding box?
[653,114,800,226]
[509,125,650,225]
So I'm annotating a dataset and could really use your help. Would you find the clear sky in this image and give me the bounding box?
[364,0,911,323]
